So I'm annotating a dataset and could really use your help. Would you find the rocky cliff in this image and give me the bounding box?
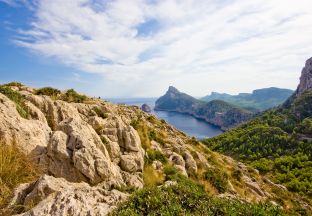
[0,83,309,215]
[155,86,253,130]
[297,57,312,95]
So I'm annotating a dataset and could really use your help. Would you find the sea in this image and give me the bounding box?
[106,98,223,140]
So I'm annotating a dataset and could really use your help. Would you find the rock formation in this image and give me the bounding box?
[141,103,152,112]
[297,57,312,95]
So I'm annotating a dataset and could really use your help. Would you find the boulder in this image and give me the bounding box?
[10,175,128,216]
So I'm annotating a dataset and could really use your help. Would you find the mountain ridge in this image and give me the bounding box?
[201,87,293,111]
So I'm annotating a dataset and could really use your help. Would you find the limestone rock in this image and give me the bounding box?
[0,93,51,157]
[169,152,185,167]
[10,175,128,216]
[183,151,198,174]
[297,57,312,95]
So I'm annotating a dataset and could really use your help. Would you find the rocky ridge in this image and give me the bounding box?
[0,84,308,215]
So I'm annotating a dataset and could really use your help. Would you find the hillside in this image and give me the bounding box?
[203,57,312,210]
[0,82,310,215]
[201,87,293,111]
[155,86,253,130]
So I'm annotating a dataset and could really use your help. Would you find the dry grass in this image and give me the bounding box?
[143,165,164,186]
[0,144,40,213]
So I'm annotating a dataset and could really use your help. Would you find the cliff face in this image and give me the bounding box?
[0,83,308,215]
[155,86,253,130]
[297,57,312,95]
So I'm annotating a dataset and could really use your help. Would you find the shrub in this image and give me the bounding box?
[145,149,167,165]
[3,82,23,88]
[0,144,40,214]
[61,89,87,103]
[0,86,29,119]
[204,168,229,193]
[111,175,284,216]
[92,107,108,119]
[35,87,61,98]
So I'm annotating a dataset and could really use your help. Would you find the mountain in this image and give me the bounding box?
[201,87,294,111]
[203,57,312,211]
[0,82,309,215]
[155,86,253,130]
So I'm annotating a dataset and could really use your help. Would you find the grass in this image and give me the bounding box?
[0,85,29,119]
[0,144,40,214]
[60,89,88,103]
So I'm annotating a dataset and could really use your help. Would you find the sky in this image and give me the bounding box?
[0,0,312,98]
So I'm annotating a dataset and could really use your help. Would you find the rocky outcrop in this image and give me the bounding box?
[10,175,127,216]
[141,103,152,112]
[297,57,312,95]
[155,86,253,130]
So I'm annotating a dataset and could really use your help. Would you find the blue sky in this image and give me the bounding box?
[0,0,312,98]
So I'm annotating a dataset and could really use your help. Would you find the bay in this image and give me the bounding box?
[106,98,223,139]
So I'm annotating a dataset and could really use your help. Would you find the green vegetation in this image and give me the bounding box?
[0,144,40,214]
[203,90,312,198]
[3,82,23,88]
[204,168,229,193]
[145,149,167,165]
[112,171,284,216]
[201,87,293,111]
[0,85,29,118]
[60,89,87,103]
[92,107,108,119]
[35,87,61,98]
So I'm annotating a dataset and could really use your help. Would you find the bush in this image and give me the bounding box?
[145,149,167,165]
[204,168,229,193]
[111,175,284,216]
[35,87,61,98]
[61,89,87,103]
[92,107,108,119]
[0,86,29,119]
[3,82,23,88]
[0,144,40,214]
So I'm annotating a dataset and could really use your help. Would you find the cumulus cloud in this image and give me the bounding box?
[8,0,312,96]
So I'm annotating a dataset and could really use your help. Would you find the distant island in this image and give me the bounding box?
[201,87,293,111]
[155,86,253,130]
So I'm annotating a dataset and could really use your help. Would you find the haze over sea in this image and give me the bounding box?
[107,98,223,139]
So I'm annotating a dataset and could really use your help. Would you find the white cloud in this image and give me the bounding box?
[11,0,312,97]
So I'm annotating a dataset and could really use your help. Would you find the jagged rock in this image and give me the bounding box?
[174,165,188,176]
[151,140,163,152]
[120,154,143,173]
[242,175,265,197]
[10,175,128,216]
[169,152,185,167]
[47,131,87,182]
[0,93,51,157]
[297,57,312,95]
[152,160,163,171]
[183,151,198,174]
